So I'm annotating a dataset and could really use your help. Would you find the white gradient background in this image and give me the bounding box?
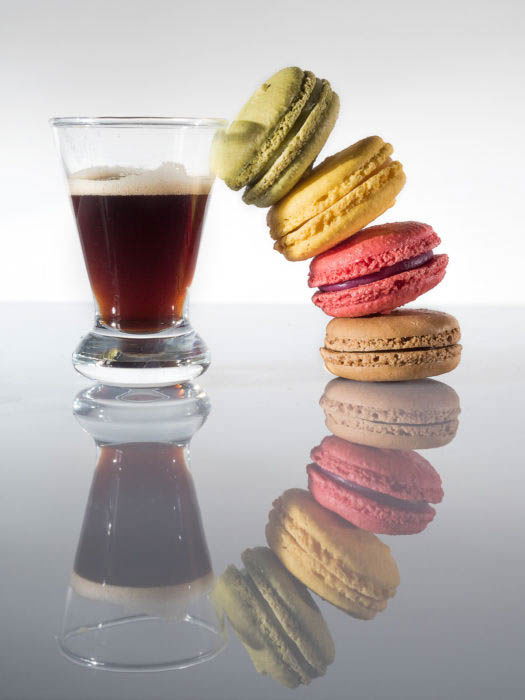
[1,0,524,306]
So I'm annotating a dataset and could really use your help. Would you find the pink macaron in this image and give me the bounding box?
[308,221,448,318]
[307,435,443,535]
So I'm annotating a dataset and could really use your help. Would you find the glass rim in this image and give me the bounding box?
[58,612,226,672]
[50,116,228,128]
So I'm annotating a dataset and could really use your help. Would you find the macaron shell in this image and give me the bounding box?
[313,254,448,317]
[243,86,340,207]
[321,343,462,381]
[324,309,461,351]
[267,136,392,236]
[310,436,443,503]
[324,412,459,450]
[321,377,461,423]
[274,162,405,261]
[307,463,436,535]
[308,221,441,287]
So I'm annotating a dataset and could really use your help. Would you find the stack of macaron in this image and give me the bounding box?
[213,66,462,381]
[213,378,461,685]
[308,377,461,535]
[214,492,401,687]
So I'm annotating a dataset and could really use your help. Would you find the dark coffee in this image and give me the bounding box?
[74,442,212,588]
[70,168,209,333]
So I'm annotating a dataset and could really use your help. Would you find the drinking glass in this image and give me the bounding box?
[51,117,226,387]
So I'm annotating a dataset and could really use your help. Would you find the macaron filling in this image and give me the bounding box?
[310,463,431,513]
[317,250,434,293]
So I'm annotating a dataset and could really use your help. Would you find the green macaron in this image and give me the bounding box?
[212,67,339,207]
[212,546,334,688]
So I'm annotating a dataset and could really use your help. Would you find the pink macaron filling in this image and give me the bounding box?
[310,463,431,513]
[317,250,434,293]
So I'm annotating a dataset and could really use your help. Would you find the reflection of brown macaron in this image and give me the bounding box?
[320,377,460,449]
[266,489,399,620]
[321,309,462,381]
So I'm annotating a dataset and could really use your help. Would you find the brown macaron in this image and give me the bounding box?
[320,309,462,382]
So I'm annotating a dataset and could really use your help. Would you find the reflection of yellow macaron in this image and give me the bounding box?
[266,489,399,620]
[267,136,406,261]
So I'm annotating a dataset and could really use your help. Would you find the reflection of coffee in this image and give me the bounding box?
[74,442,212,589]
[70,165,210,333]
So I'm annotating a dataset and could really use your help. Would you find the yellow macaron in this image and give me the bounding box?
[267,136,406,261]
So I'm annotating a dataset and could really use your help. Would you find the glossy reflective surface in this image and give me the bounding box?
[1,303,524,699]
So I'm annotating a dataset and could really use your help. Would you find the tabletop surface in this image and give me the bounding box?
[1,302,523,700]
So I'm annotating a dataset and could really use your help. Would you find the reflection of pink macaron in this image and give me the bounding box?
[309,222,448,317]
[307,436,443,535]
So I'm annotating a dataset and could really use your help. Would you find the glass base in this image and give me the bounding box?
[72,326,210,387]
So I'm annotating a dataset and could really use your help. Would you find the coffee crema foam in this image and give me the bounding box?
[69,162,212,196]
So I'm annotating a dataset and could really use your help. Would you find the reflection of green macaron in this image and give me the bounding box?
[212,66,339,207]
[212,546,334,688]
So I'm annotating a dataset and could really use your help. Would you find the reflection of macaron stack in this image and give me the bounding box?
[213,546,334,688]
[308,376,461,536]
[214,65,462,381]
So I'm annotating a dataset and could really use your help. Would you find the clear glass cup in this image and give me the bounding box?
[58,382,227,672]
[50,117,227,387]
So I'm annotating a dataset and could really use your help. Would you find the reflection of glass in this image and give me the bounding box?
[59,383,226,672]
[51,117,226,386]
